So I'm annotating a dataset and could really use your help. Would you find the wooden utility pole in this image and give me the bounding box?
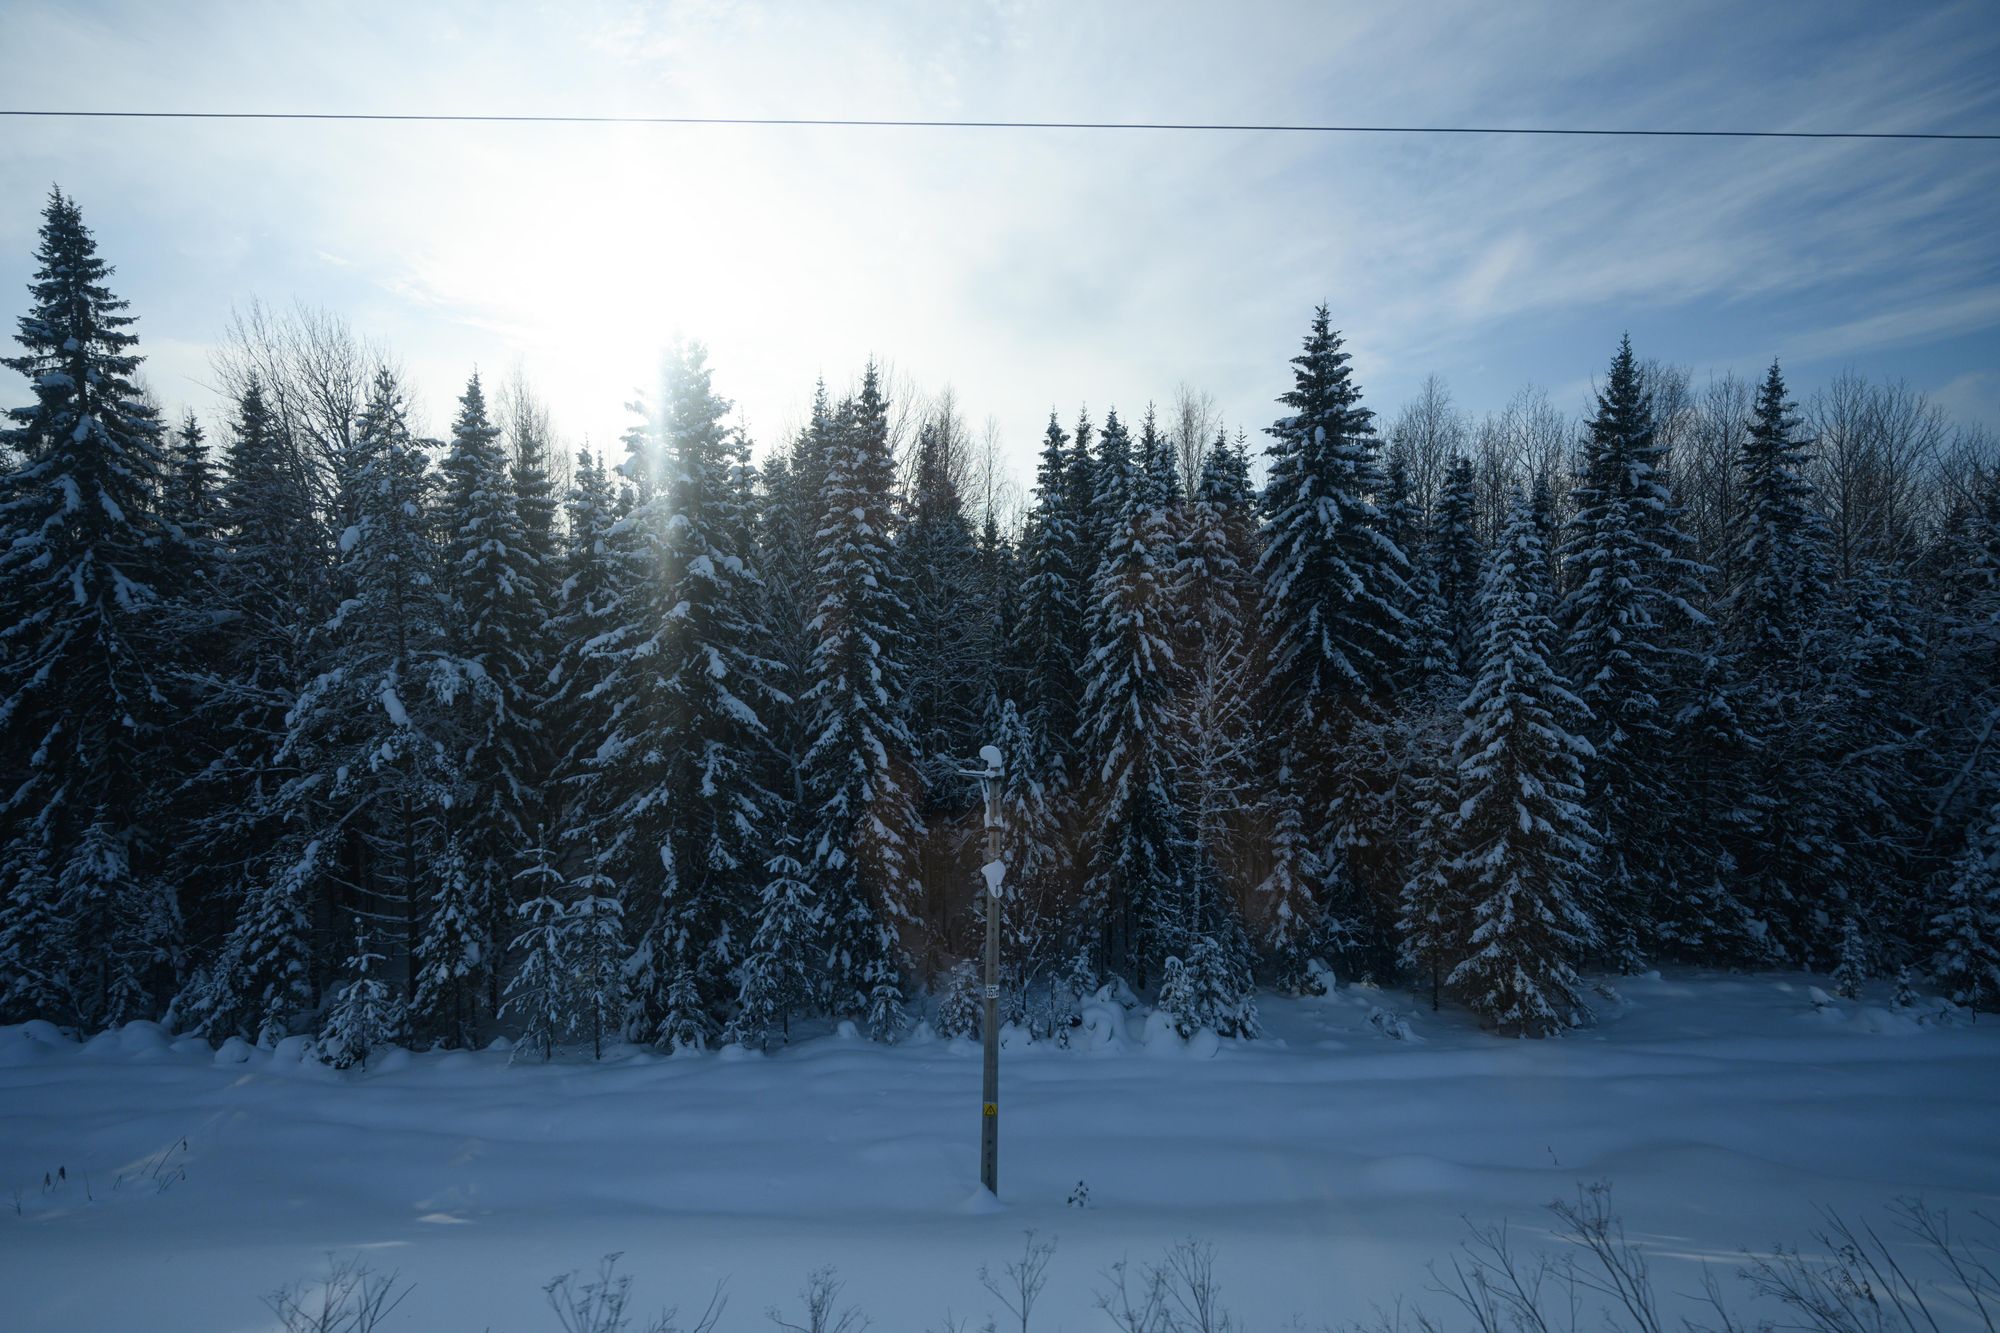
[965,743,1005,1196]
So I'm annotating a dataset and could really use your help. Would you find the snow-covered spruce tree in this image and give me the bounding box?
[1254,306,1413,976]
[262,368,469,1023]
[1395,698,1464,1012]
[1558,335,1705,968]
[899,414,986,965]
[1017,411,1086,795]
[412,833,484,1048]
[1832,915,1869,1001]
[546,448,625,800]
[1707,360,1836,961]
[1430,456,1483,678]
[726,833,821,1051]
[1815,559,1928,959]
[438,372,544,1022]
[318,921,400,1071]
[1079,407,1199,985]
[1445,490,1599,1037]
[1932,801,2000,1012]
[802,365,925,1038]
[175,377,327,973]
[1171,429,1263,907]
[988,696,1071,1023]
[502,834,572,1060]
[586,344,777,1050]
[1155,911,1258,1040]
[568,859,627,1060]
[179,837,319,1044]
[0,188,188,1027]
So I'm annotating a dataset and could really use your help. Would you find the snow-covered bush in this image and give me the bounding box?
[934,960,981,1040]
[317,926,401,1071]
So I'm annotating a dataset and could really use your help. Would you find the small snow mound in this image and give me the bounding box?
[1842,1005,1922,1036]
[1075,1002,1129,1051]
[1806,986,1839,1011]
[958,1187,1007,1215]
[118,1021,172,1058]
[368,1046,411,1074]
[715,1041,760,1062]
[83,1029,122,1056]
[904,1021,937,1047]
[1141,1008,1184,1056]
[1302,958,1337,997]
[268,1035,313,1065]
[1095,976,1140,1009]
[213,1036,253,1066]
[1185,1027,1221,1059]
[485,1036,514,1054]
[834,1020,861,1041]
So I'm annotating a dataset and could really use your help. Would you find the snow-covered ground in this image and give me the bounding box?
[3,972,1996,1331]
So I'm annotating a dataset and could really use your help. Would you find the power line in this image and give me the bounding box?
[1,108,1995,141]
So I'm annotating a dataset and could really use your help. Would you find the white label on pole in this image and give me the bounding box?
[985,985,999,1000]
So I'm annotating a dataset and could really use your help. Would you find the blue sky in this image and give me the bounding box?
[2,0,1996,480]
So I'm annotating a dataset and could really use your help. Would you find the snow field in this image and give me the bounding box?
[2,971,1997,1331]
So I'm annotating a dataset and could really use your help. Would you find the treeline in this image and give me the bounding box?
[0,188,1995,1053]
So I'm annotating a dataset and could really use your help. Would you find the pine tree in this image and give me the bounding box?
[1832,915,1868,1001]
[1932,801,2000,1012]
[0,189,187,1026]
[503,835,572,1061]
[802,365,925,1036]
[269,369,467,1007]
[900,414,986,965]
[1559,335,1704,967]
[727,835,821,1051]
[1430,456,1483,678]
[318,922,400,1070]
[568,864,627,1060]
[439,371,542,1025]
[1255,307,1413,973]
[1715,361,1835,959]
[587,344,777,1050]
[1446,491,1599,1037]
[412,835,484,1047]
[1079,407,1196,984]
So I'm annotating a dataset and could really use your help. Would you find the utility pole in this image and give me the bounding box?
[961,743,1005,1196]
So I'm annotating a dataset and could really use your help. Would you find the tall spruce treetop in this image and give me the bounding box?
[594,343,777,1049]
[440,372,541,849]
[0,189,185,1025]
[1558,335,1704,960]
[802,364,924,1034]
[1257,306,1412,720]
[1727,360,1826,674]
[1018,410,1086,784]
[1080,399,1193,983]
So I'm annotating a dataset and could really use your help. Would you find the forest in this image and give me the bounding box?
[2,185,1996,1059]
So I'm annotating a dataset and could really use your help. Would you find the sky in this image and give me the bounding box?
[2,0,1997,486]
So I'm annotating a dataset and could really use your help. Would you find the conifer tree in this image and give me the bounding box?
[1255,307,1413,972]
[1017,411,1086,787]
[1932,801,2000,1012]
[412,834,484,1047]
[801,365,925,1037]
[439,372,542,1021]
[318,922,400,1070]
[503,835,572,1060]
[1559,335,1704,966]
[1430,457,1483,677]
[0,189,187,1025]
[726,834,821,1051]
[266,369,467,1007]
[1079,406,1195,984]
[900,415,986,959]
[589,344,776,1049]
[1446,491,1599,1036]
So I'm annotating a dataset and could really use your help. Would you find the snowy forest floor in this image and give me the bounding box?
[3,971,1997,1332]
